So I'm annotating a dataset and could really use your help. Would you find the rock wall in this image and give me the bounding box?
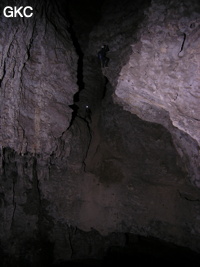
[75,0,200,256]
[83,0,200,185]
[0,0,81,265]
[113,0,200,185]
[0,0,78,156]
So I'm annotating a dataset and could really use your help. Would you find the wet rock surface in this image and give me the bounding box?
[0,0,200,266]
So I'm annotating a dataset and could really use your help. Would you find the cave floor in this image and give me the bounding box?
[52,236,200,267]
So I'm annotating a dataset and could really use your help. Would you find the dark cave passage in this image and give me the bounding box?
[67,0,106,128]
[65,8,84,128]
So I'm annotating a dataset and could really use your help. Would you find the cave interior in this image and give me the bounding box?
[0,0,200,266]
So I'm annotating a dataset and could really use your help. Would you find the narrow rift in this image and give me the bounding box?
[65,6,85,128]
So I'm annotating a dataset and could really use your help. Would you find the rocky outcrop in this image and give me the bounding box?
[114,0,200,185]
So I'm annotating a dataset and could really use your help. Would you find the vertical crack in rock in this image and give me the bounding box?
[23,21,36,69]
[178,32,186,56]
[0,27,18,87]
[66,10,84,129]
[33,158,41,207]
[0,146,2,170]
[0,60,6,87]
[179,19,200,57]
[67,226,77,258]
[11,175,16,230]
[82,121,92,171]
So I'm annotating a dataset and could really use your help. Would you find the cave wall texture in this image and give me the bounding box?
[0,0,200,266]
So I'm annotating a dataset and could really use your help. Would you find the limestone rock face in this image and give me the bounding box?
[113,0,200,185]
[0,0,81,265]
[0,0,78,156]
[84,0,200,185]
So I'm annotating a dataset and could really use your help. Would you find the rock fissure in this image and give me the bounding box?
[34,161,41,206]
[67,226,77,259]
[66,6,85,129]
[26,23,36,62]
[82,125,92,170]
[0,61,6,87]
[11,179,16,230]
[178,32,186,55]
